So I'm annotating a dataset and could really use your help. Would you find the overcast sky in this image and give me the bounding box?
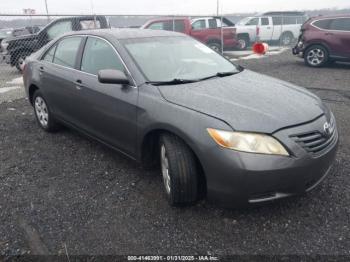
[2,0,350,15]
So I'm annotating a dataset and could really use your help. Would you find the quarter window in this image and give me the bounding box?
[42,44,57,62]
[47,21,73,40]
[313,19,332,30]
[330,18,350,31]
[53,37,82,68]
[81,37,124,75]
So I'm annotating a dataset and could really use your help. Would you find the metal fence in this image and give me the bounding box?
[0,13,302,88]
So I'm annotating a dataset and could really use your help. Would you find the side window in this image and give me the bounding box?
[174,21,185,32]
[313,19,332,30]
[283,17,297,25]
[272,17,282,26]
[80,19,101,29]
[261,18,269,26]
[81,37,124,75]
[148,22,168,30]
[192,20,206,30]
[246,18,259,26]
[330,18,350,31]
[42,44,57,62]
[208,19,217,29]
[47,21,73,40]
[53,37,82,68]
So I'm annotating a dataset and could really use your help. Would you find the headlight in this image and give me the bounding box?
[207,128,289,156]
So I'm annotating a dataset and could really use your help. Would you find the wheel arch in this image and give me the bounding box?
[140,126,207,195]
[304,42,331,57]
[28,84,40,105]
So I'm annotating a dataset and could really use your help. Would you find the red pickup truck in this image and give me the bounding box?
[141,17,239,52]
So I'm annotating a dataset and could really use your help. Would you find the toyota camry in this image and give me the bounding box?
[23,29,338,207]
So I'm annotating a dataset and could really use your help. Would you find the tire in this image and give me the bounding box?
[159,133,199,206]
[207,42,221,53]
[237,35,249,50]
[304,45,329,68]
[33,90,60,132]
[280,32,294,46]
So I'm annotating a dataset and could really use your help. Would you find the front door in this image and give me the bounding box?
[73,36,138,156]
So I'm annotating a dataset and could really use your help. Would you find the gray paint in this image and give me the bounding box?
[23,29,338,206]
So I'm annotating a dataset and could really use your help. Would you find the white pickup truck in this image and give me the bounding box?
[235,13,308,50]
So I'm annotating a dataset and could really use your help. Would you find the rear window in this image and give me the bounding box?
[80,19,101,29]
[313,19,332,30]
[329,18,350,31]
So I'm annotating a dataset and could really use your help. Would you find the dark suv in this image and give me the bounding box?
[1,16,109,71]
[293,15,350,67]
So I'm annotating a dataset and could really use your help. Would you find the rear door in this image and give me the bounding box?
[39,36,84,123]
[190,19,208,43]
[259,17,273,41]
[74,36,138,155]
[328,18,350,58]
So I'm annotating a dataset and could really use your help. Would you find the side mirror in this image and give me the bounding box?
[98,69,130,85]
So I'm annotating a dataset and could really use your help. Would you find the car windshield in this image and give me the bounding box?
[121,36,240,82]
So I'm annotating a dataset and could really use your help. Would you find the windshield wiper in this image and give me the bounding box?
[199,71,239,81]
[145,78,199,86]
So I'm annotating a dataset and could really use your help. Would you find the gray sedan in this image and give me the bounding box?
[23,29,338,207]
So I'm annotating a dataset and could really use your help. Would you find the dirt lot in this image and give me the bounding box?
[0,51,349,257]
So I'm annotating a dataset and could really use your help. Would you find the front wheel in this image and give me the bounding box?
[33,90,61,132]
[304,45,329,67]
[159,133,199,206]
[280,32,294,46]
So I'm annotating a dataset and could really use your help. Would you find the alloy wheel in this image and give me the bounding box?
[307,48,325,66]
[34,96,49,128]
[160,144,171,195]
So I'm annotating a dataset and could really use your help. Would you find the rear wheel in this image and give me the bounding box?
[33,90,60,132]
[207,42,221,53]
[237,35,249,50]
[304,45,329,67]
[280,32,294,46]
[159,133,199,206]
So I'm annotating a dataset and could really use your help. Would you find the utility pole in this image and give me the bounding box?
[44,0,50,22]
[216,0,220,16]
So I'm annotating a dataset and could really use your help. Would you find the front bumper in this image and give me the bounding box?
[201,115,339,207]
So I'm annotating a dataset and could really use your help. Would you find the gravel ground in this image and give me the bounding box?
[0,50,350,257]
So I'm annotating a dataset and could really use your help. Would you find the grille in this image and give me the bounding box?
[290,124,337,155]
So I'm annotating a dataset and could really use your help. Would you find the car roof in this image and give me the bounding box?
[67,28,185,39]
[310,14,350,20]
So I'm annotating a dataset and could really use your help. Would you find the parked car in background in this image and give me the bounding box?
[235,12,308,50]
[0,27,32,43]
[142,17,238,52]
[23,29,338,207]
[1,16,109,71]
[293,15,350,67]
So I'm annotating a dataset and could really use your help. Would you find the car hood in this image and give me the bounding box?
[157,70,325,133]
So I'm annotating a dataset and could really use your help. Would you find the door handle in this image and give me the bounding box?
[325,32,334,36]
[75,79,84,90]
